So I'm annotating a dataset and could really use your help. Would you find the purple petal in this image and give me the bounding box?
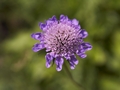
[45,53,53,68]
[78,53,87,58]
[46,16,58,27]
[32,43,44,52]
[64,53,70,59]
[81,42,92,51]
[74,25,81,30]
[60,15,66,21]
[76,44,86,55]
[46,20,53,25]
[56,64,62,71]
[72,19,79,25]
[66,19,72,25]
[70,65,75,69]
[31,33,42,40]
[50,15,57,22]
[55,56,64,71]
[80,29,88,38]
[76,49,85,55]
[67,55,78,69]
[69,61,75,69]
[60,15,68,22]
[70,55,79,65]
[39,23,46,30]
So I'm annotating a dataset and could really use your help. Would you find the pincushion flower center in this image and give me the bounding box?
[44,24,80,55]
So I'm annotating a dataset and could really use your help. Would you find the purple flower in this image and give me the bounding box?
[31,15,92,71]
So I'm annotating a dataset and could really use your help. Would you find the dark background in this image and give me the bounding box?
[0,0,120,90]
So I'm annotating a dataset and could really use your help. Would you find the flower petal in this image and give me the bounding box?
[66,19,72,25]
[60,15,68,23]
[45,53,53,68]
[67,55,78,69]
[50,15,57,22]
[69,61,75,69]
[70,55,79,65]
[31,33,42,40]
[81,42,92,51]
[45,16,58,28]
[64,53,70,59]
[55,56,64,71]
[72,19,79,25]
[60,15,66,21]
[39,23,46,30]
[74,25,81,30]
[80,29,88,38]
[32,43,44,52]
[78,53,87,58]
[76,49,85,55]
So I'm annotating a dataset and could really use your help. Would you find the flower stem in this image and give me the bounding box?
[64,63,85,90]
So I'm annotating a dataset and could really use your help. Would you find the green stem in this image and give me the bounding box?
[64,63,85,90]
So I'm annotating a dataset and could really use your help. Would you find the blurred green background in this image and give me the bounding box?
[0,0,120,90]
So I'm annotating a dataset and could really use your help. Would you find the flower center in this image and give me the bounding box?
[44,23,81,56]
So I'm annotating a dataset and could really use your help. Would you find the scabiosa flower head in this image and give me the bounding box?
[31,15,92,71]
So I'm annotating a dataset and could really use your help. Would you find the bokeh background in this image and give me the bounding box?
[0,0,120,90]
